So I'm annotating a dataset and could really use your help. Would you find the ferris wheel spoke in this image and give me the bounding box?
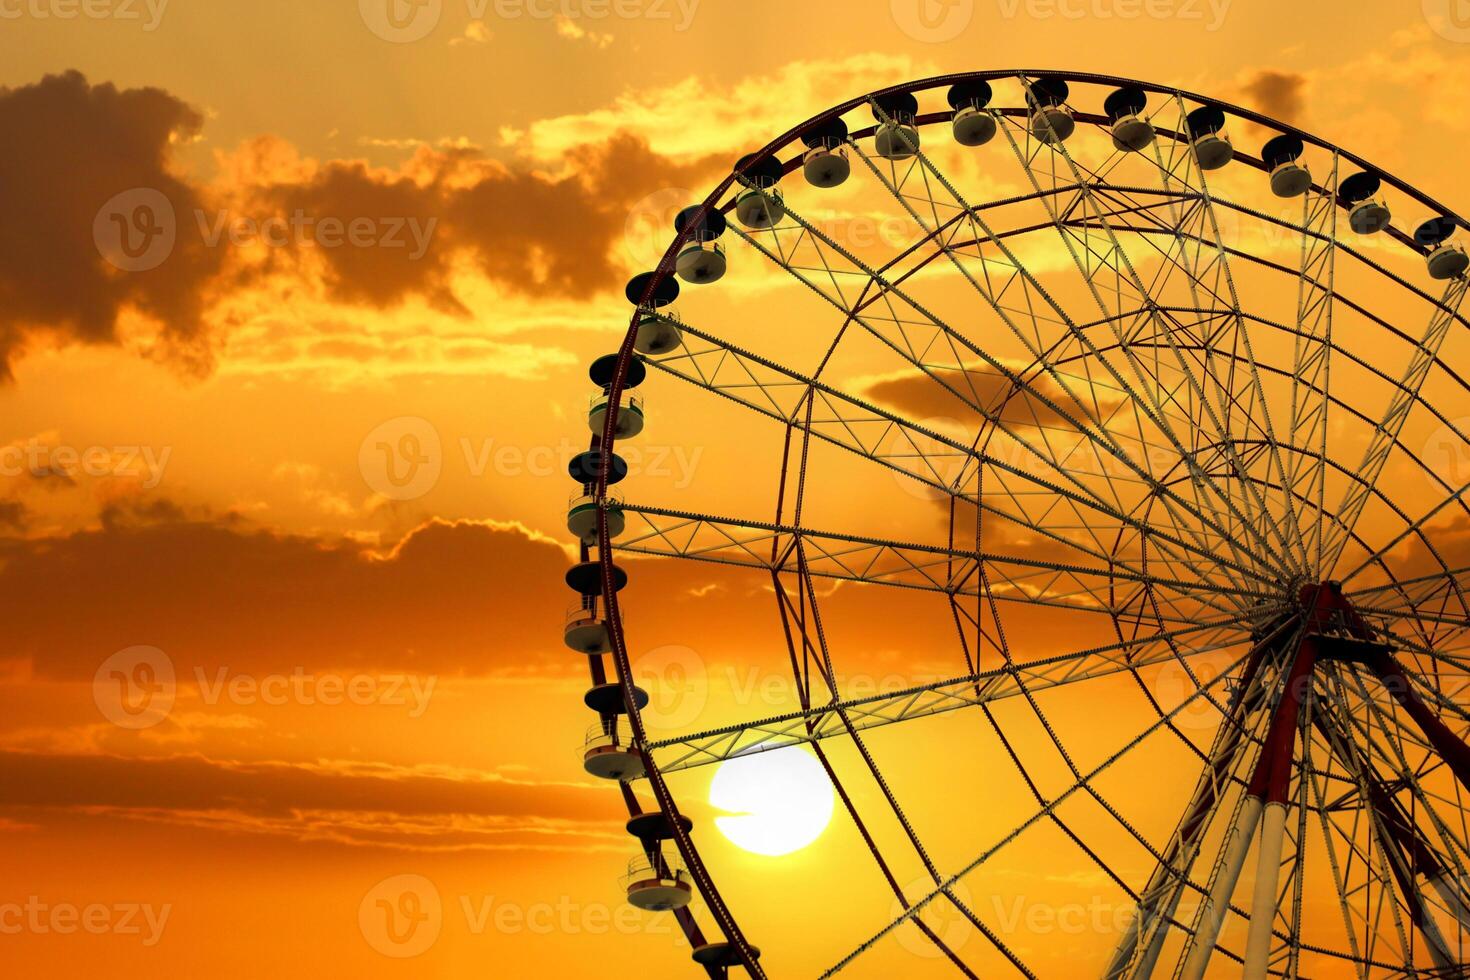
[1065,213,1468,367]
[645,610,1273,774]
[611,502,1266,625]
[1054,321,1470,621]
[1172,629,1458,978]
[854,103,1286,590]
[1358,605,1470,680]
[727,187,1237,587]
[1127,122,1339,580]
[1349,568,1470,664]
[1338,484,1470,592]
[1109,618,1287,978]
[1080,91,1314,577]
[1322,276,1470,575]
[990,86,1295,585]
[961,532,1270,949]
[842,126,1167,446]
[1283,153,1342,578]
[1364,602,1470,634]
[1325,667,1470,889]
[1299,724,1371,977]
[1313,675,1466,970]
[817,645,1256,978]
[1350,564,1470,613]
[1332,674,1469,817]
[638,316,1273,596]
[850,108,1241,572]
[766,577,1003,978]
[1304,702,1423,970]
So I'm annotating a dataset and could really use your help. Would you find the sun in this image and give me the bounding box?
[709,747,836,857]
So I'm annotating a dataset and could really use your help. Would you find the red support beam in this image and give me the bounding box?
[1367,655,1470,795]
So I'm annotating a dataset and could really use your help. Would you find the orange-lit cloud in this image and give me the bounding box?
[0,750,621,852]
[0,71,221,379]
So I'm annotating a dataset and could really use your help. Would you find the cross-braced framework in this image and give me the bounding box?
[563,71,1470,978]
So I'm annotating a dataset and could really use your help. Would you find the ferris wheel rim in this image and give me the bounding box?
[625,70,1467,322]
[578,70,1470,978]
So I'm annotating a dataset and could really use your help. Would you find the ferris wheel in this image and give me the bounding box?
[561,70,1470,978]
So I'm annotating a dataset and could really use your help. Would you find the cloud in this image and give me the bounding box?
[0,71,222,379]
[554,14,612,48]
[0,71,730,381]
[860,364,1116,432]
[439,134,725,299]
[0,512,582,680]
[0,500,26,529]
[449,20,492,45]
[0,750,621,851]
[511,53,935,162]
[1236,69,1309,126]
[203,129,730,337]
[0,500,1093,689]
[1377,513,1470,582]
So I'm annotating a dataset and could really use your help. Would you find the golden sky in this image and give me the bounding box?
[3,1,1470,977]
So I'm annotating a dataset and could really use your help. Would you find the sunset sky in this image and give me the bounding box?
[3,1,1470,977]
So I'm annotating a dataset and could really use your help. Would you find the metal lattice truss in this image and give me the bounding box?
[582,73,1470,979]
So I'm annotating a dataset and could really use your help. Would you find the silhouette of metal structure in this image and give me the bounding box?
[564,71,1470,978]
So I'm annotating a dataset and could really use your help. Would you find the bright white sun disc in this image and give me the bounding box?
[709,747,835,856]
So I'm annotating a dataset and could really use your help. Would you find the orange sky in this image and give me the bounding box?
[3,1,1470,977]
